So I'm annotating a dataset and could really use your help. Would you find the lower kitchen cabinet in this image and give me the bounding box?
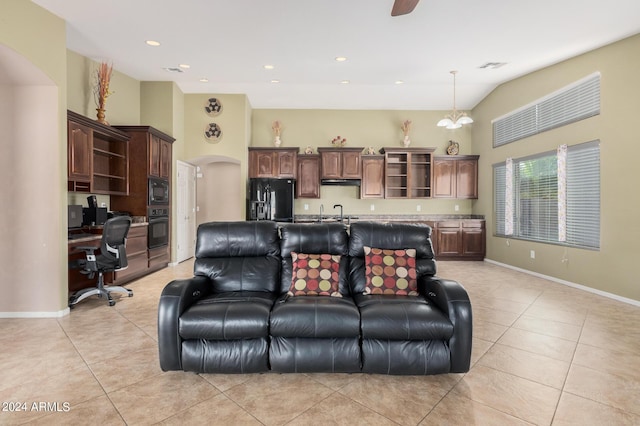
[434,220,485,260]
[113,225,148,284]
[149,245,170,271]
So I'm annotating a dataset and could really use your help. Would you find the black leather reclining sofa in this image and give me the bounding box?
[158,221,472,375]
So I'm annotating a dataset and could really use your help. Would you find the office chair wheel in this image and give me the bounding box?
[109,300,116,307]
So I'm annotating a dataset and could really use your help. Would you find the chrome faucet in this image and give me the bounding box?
[319,204,324,223]
[333,204,343,223]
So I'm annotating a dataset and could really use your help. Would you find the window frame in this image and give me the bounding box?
[493,141,600,250]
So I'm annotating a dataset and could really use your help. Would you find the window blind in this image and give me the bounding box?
[566,141,600,249]
[493,73,600,147]
[514,153,558,243]
[493,140,600,250]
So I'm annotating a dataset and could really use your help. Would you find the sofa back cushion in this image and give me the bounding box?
[194,221,281,293]
[348,222,436,295]
[279,223,351,295]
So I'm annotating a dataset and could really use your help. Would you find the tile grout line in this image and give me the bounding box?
[55,316,129,425]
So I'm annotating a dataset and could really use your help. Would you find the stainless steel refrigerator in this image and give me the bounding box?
[248,178,295,222]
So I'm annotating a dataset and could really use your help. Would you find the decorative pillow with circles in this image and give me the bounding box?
[364,246,418,296]
[289,252,342,297]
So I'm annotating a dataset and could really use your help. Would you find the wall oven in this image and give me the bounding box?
[148,178,170,205]
[148,207,169,249]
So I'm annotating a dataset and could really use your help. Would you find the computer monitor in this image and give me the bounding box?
[68,205,83,229]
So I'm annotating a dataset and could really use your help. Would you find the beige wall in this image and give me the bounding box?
[66,51,142,211]
[471,34,640,302]
[183,94,251,219]
[196,162,243,224]
[251,109,474,216]
[67,50,140,125]
[0,0,68,314]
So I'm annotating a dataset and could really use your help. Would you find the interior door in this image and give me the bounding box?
[176,161,197,263]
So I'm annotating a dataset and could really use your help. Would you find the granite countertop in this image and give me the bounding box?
[294,214,484,223]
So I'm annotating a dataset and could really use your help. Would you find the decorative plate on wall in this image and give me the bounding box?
[204,97,223,116]
[204,122,223,143]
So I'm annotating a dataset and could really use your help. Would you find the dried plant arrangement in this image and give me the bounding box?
[94,62,114,123]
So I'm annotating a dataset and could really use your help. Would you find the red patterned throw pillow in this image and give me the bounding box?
[289,252,342,297]
[364,246,418,296]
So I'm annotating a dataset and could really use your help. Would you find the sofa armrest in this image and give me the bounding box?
[158,276,211,371]
[422,276,473,373]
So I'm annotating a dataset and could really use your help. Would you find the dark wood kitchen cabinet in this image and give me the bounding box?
[433,155,479,199]
[112,224,148,285]
[149,134,172,179]
[67,121,92,184]
[111,126,175,274]
[296,154,320,198]
[111,126,176,217]
[248,147,298,178]
[434,220,485,260]
[381,147,434,199]
[360,155,385,198]
[67,110,130,195]
[317,147,363,179]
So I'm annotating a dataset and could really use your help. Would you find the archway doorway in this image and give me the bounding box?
[189,155,243,227]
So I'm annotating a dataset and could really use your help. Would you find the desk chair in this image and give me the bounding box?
[69,216,134,307]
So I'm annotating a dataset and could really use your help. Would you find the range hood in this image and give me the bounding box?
[321,178,361,186]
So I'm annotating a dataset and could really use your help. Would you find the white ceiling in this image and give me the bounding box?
[33,0,640,110]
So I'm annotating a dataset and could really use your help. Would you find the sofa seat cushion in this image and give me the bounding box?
[354,294,454,340]
[270,296,360,338]
[179,291,275,340]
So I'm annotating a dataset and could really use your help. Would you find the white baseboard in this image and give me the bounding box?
[0,307,70,318]
[484,258,640,308]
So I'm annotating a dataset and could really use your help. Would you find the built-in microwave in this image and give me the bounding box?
[148,177,169,205]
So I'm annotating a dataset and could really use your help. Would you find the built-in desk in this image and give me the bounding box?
[68,222,149,293]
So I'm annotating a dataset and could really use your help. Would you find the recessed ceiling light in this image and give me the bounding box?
[179,64,190,69]
[335,57,347,62]
[395,80,404,85]
[340,80,350,84]
[270,79,280,83]
[199,78,209,83]
[145,40,161,46]
[264,65,275,70]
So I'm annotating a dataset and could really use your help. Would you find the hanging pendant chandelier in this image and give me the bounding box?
[437,70,473,129]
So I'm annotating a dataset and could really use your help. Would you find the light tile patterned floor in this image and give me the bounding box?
[1,260,639,425]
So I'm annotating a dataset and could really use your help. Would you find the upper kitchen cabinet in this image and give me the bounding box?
[248,147,298,179]
[67,120,92,186]
[296,154,320,199]
[317,147,363,180]
[112,126,176,216]
[360,155,385,198]
[380,147,434,199]
[115,126,175,180]
[148,134,173,179]
[67,110,130,195]
[433,155,479,199]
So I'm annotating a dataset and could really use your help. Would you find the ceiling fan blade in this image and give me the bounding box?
[391,0,420,16]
